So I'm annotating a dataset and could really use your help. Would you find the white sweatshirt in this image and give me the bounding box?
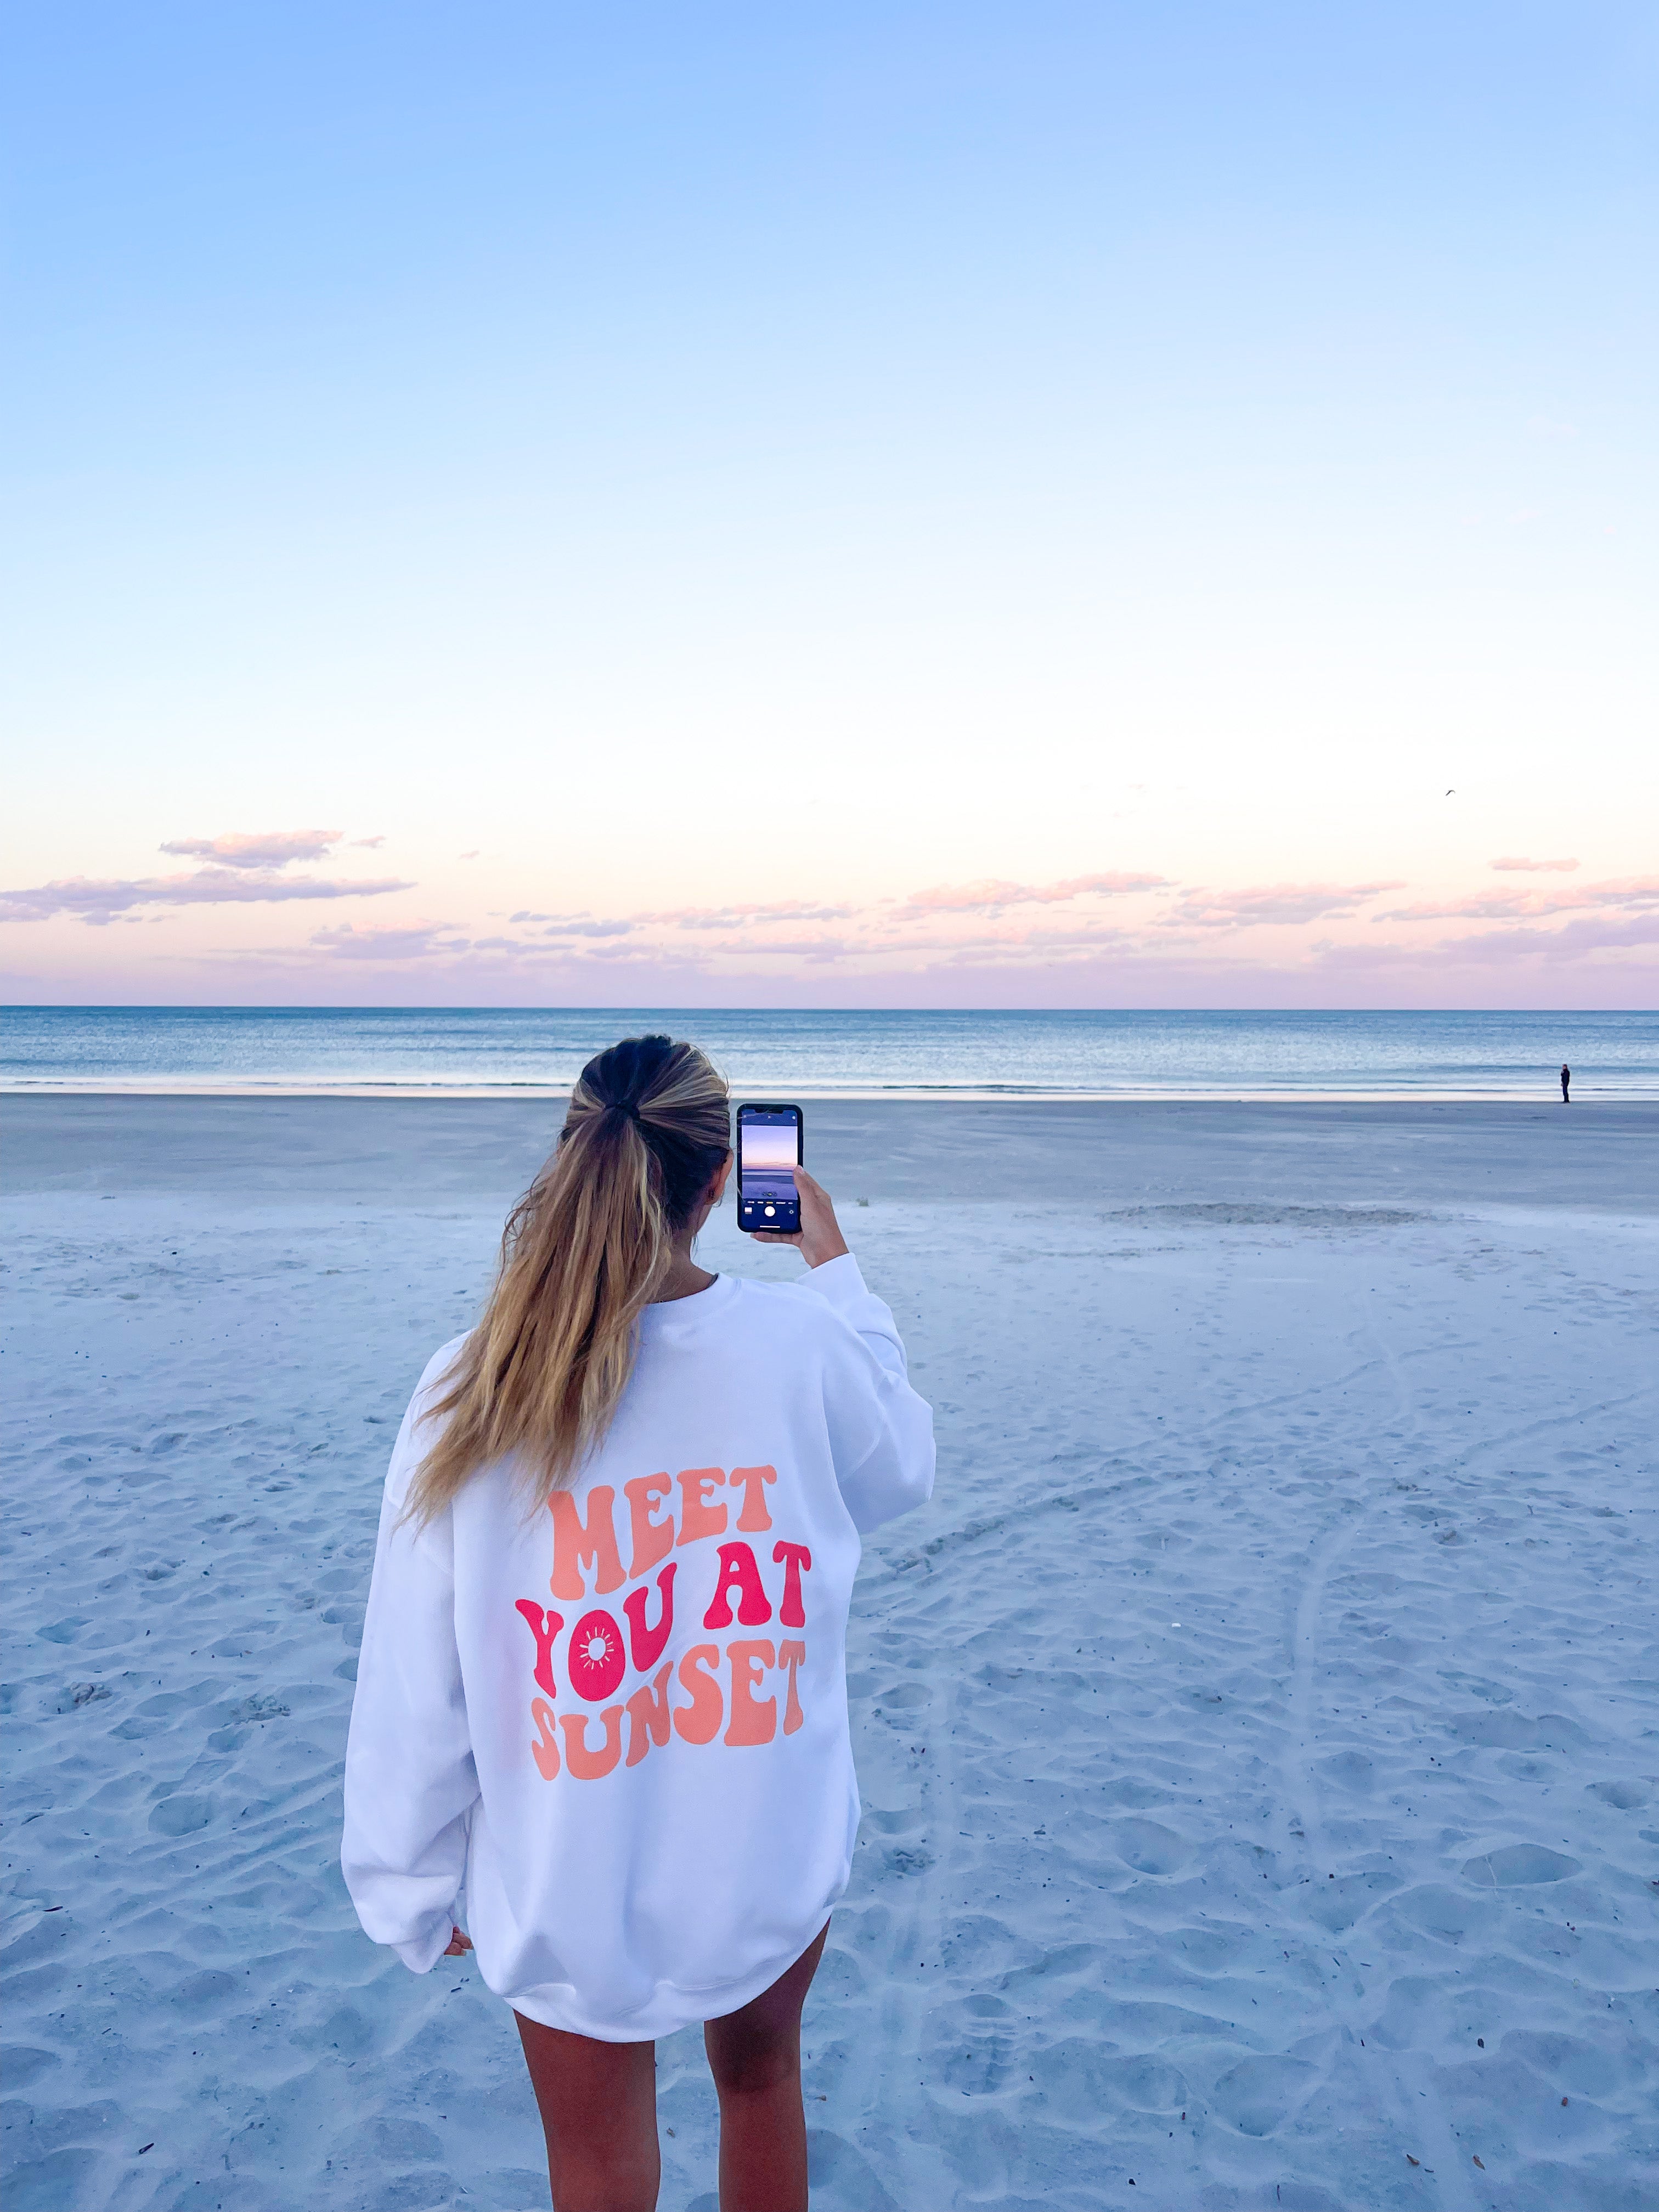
[341,1255,934,2040]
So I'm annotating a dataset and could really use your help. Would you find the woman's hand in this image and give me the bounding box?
[752,1167,850,1269]
[444,1926,474,1957]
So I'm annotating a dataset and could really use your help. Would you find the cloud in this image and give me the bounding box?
[291,923,713,972]
[576,937,708,964]
[459,850,481,860]
[349,834,386,849]
[720,938,851,962]
[1413,912,1659,964]
[1168,881,1406,929]
[636,899,858,930]
[494,883,1156,954]
[159,829,343,868]
[901,871,1168,915]
[493,898,856,936]
[506,910,637,936]
[309,922,466,960]
[0,868,416,926]
[1527,913,1659,959]
[1489,856,1578,873]
[1376,876,1659,924]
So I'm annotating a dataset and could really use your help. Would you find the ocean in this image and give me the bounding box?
[3,1006,1655,1097]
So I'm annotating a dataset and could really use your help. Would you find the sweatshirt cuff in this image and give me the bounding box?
[798,1251,867,1307]
[392,1914,455,1975]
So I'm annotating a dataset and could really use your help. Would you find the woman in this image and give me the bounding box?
[341,1034,935,2211]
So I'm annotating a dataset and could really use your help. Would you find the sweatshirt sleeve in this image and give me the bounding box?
[797,1254,936,1533]
[340,1341,479,1974]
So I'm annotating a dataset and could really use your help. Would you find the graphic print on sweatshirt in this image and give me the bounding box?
[514,1464,814,1782]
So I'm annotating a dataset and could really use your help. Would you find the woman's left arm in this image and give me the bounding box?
[783,1178,936,1532]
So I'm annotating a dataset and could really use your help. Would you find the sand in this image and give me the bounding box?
[3,1096,1656,2212]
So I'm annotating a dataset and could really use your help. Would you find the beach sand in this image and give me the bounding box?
[3,1097,1655,2212]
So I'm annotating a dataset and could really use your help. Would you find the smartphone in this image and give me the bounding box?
[736,1102,804,1235]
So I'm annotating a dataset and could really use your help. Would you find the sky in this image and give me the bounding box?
[3,1,1655,1008]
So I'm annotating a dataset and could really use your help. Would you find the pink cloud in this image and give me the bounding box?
[636,899,857,929]
[1,868,415,927]
[1169,882,1406,929]
[901,872,1167,915]
[576,938,709,964]
[545,919,636,939]
[18,828,1655,1006]
[349,834,386,849]
[499,899,854,938]
[297,925,713,972]
[1280,911,1659,977]
[1376,876,1659,924]
[18,904,1654,1009]
[309,922,467,960]
[857,919,1140,959]
[1426,912,1659,963]
[159,829,343,868]
[720,936,852,962]
[506,911,639,936]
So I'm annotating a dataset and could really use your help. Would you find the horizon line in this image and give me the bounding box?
[4,1003,1654,1018]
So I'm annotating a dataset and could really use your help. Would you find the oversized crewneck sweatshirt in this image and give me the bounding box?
[341,1254,935,2040]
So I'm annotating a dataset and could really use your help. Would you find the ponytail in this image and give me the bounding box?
[403,1035,730,1526]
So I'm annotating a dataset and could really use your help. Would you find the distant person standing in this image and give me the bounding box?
[1560,1063,1571,1103]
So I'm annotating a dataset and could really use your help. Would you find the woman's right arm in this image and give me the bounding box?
[340,1347,480,1972]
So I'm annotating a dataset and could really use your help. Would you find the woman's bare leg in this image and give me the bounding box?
[703,1922,829,2212]
[514,2012,659,2212]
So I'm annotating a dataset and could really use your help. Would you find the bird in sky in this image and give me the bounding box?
[1446,788,1455,796]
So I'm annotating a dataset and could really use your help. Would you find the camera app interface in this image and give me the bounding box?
[740,1111,799,1230]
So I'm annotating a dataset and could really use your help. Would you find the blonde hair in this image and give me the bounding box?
[404,1035,730,1526]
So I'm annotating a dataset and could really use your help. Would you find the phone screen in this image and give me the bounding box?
[737,1104,802,1233]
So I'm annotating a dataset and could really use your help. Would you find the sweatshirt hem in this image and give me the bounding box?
[500,1908,838,2043]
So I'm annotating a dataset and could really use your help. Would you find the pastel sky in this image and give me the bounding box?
[3,2,1655,1009]
[741,1123,803,1173]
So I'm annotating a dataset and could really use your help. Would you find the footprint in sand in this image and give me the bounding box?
[1210,2054,1320,2137]
[147,1793,215,1836]
[1108,1817,1192,1875]
[1587,1778,1648,1810]
[1461,1843,1582,1886]
[1101,2054,1189,2112]
[170,1968,240,2015]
